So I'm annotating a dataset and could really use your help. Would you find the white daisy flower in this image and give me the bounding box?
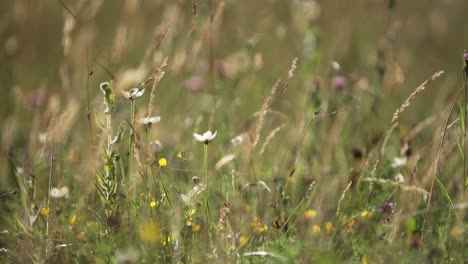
[138,116,161,125]
[50,186,70,199]
[391,156,407,168]
[193,130,217,144]
[122,88,145,100]
[150,140,164,153]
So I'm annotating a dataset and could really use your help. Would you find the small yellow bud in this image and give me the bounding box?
[312,224,321,235]
[41,206,50,216]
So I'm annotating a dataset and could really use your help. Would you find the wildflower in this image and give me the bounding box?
[161,234,174,246]
[344,219,355,232]
[69,214,77,226]
[394,172,405,183]
[362,255,369,264]
[239,236,249,246]
[231,132,249,146]
[380,202,396,224]
[193,130,217,144]
[360,210,372,219]
[184,75,205,92]
[122,88,145,100]
[312,224,321,235]
[115,249,139,264]
[150,201,158,208]
[41,206,50,216]
[449,226,464,239]
[331,61,341,71]
[380,202,396,214]
[464,49,468,65]
[176,151,183,159]
[325,221,333,234]
[251,217,268,234]
[255,225,268,234]
[391,156,407,168]
[187,208,196,216]
[38,133,48,144]
[27,89,46,109]
[158,158,167,167]
[50,186,70,199]
[76,232,86,241]
[191,176,200,183]
[138,220,160,242]
[192,224,201,232]
[331,75,347,90]
[304,209,317,219]
[150,140,164,153]
[138,116,161,125]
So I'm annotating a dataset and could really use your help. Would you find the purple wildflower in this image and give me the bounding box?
[184,76,205,92]
[380,202,396,214]
[331,75,347,90]
[27,89,46,109]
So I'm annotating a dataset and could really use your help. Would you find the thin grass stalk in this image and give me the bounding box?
[129,99,135,194]
[204,143,211,222]
[422,85,463,240]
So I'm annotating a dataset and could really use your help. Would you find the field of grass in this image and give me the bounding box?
[0,0,467,263]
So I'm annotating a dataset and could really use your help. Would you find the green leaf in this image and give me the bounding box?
[111,121,126,145]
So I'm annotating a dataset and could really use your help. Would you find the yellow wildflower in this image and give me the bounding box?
[450,226,464,239]
[304,209,317,219]
[41,206,50,216]
[312,224,321,235]
[362,255,368,264]
[239,236,249,246]
[158,158,167,167]
[192,224,201,232]
[76,232,86,240]
[360,210,372,219]
[150,201,158,208]
[138,220,160,242]
[325,221,334,234]
[69,214,77,226]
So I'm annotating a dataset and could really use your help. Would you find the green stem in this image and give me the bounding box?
[204,143,208,196]
[129,99,135,194]
[203,143,210,222]
[146,125,151,193]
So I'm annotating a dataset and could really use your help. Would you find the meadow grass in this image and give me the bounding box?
[0,1,467,263]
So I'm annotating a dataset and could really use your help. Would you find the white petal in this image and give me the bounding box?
[150,116,161,123]
[138,117,148,124]
[122,91,131,99]
[203,131,212,138]
[193,133,205,142]
[391,157,407,168]
[150,140,164,152]
[210,130,217,140]
[135,88,145,98]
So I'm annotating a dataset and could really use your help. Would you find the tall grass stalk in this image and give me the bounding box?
[129,98,135,194]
